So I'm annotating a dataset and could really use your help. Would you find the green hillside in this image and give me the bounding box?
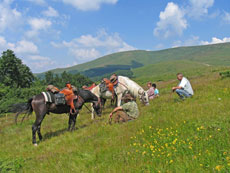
[36,43,230,79]
[1,70,230,172]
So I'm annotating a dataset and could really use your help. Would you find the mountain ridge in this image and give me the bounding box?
[36,42,230,79]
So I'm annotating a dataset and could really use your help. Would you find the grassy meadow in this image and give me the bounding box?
[1,69,230,172]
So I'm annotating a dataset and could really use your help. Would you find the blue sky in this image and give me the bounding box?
[0,0,229,73]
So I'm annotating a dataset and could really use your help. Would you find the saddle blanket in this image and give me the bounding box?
[42,92,66,105]
[42,92,53,103]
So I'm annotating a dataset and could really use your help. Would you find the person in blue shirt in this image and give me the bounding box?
[152,83,159,97]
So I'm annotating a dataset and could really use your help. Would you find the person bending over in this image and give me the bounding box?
[109,94,139,123]
[172,73,194,100]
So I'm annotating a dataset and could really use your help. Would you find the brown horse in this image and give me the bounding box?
[15,89,102,145]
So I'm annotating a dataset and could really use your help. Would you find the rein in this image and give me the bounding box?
[77,94,100,115]
[118,81,128,90]
[84,104,93,113]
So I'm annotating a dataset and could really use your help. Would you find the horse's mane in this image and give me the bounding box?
[118,76,144,90]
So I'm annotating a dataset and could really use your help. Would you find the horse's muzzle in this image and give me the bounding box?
[145,102,150,106]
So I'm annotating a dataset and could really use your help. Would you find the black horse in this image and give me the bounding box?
[15,89,102,145]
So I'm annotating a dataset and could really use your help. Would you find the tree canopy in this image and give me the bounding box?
[0,50,34,88]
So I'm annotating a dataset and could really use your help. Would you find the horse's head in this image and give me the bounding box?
[92,99,102,117]
[138,89,149,106]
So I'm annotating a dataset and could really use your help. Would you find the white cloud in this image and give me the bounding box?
[0,0,22,33]
[222,11,230,24]
[62,0,118,11]
[0,36,38,54]
[29,55,50,61]
[26,18,52,38]
[154,2,187,39]
[0,35,67,72]
[0,36,10,50]
[200,37,230,45]
[28,18,52,30]
[51,29,135,63]
[42,7,59,17]
[172,36,200,47]
[13,40,38,54]
[188,0,214,18]
[25,0,46,5]
[71,48,101,59]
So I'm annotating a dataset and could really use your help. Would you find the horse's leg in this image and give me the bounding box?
[101,98,106,108]
[37,114,46,141]
[32,123,38,145]
[32,106,47,145]
[117,93,122,106]
[68,114,73,131]
[71,110,79,131]
[115,95,118,107]
[91,103,95,120]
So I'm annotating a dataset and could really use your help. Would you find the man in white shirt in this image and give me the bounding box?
[172,73,194,99]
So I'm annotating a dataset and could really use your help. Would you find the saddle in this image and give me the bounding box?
[83,83,96,90]
[99,78,115,99]
[46,85,77,114]
[60,88,78,114]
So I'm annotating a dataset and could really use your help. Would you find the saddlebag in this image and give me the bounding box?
[54,93,66,105]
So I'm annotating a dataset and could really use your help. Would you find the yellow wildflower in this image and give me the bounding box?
[200,164,203,167]
[142,151,146,155]
[133,143,136,146]
[215,165,222,171]
[169,160,173,164]
[223,152,227,155]
[226,156,230,161]
[172,138,177,145]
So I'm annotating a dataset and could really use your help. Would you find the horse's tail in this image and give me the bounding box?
[15,97,33,124]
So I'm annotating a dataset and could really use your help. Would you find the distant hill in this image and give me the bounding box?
[36,42,230,79]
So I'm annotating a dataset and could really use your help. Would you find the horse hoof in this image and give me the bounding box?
[34,143,38,146]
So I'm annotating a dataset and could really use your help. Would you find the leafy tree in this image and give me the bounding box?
[0,50,34,88]
[45,71,55,84]
[43,71,93,89]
